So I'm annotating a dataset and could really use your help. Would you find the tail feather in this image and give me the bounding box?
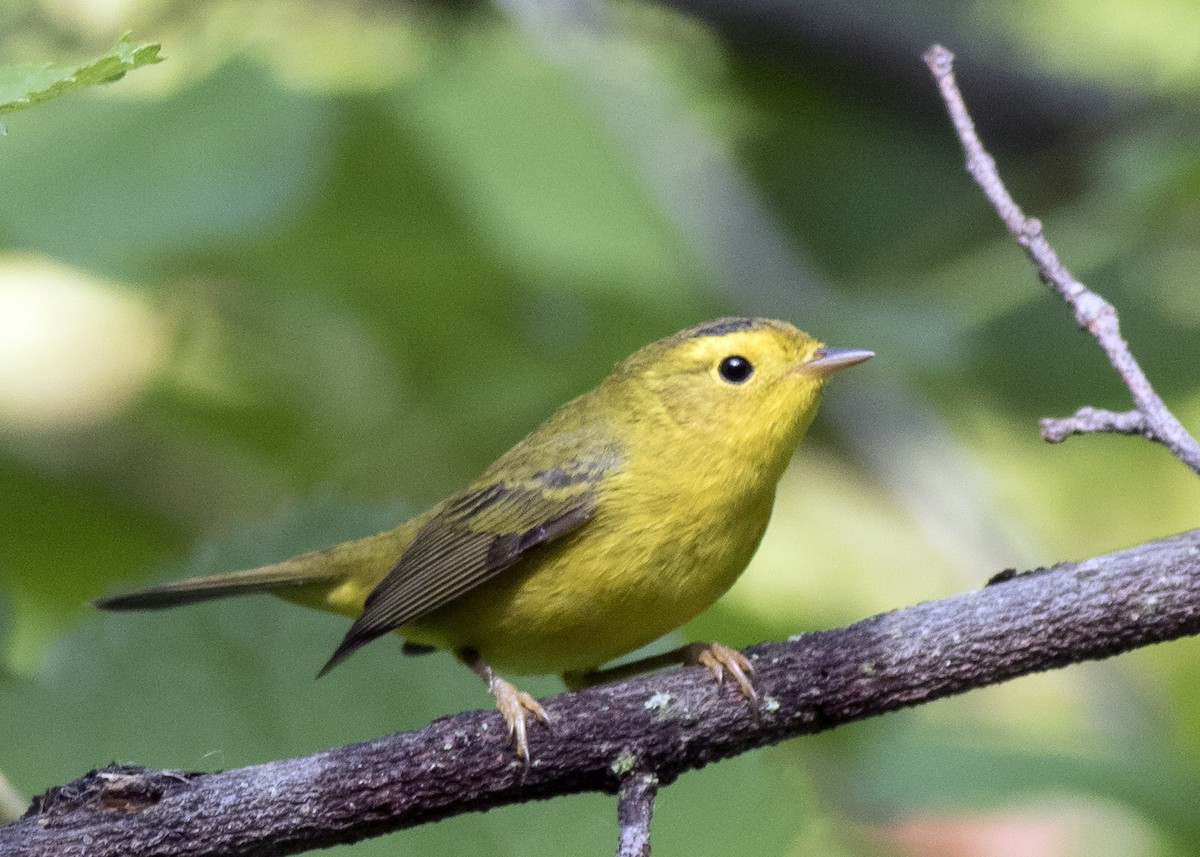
[94,523,420,613]
[94,563,343,611]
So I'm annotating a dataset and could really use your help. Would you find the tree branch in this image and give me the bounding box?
[923,44,1200,477]
[615,772,658,857]
[6,528,1200,856]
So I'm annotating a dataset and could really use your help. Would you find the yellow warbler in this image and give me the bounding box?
[96,317,871,760]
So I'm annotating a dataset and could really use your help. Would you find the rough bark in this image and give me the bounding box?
[5,529,1200,857]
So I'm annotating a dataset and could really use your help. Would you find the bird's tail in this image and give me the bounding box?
[95,521,418,615]
[93,558,343,611]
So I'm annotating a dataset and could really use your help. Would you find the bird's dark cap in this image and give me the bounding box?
[687,317,765,338]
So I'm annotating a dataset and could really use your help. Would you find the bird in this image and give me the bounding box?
[95,317,872,761]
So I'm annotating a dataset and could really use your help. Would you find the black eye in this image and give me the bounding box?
[717,355,754,384]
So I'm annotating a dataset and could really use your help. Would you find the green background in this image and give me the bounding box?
[2,2,1200,855]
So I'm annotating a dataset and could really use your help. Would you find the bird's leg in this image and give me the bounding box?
[563,641,757,702]
[457,648,549,763]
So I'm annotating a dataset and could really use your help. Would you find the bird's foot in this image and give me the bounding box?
[487,675,549,764]
[459,648,550,762]
[681,641,758,703]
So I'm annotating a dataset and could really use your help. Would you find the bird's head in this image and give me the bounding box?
[608,317,872,473]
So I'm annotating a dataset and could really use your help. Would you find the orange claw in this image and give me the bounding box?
[488,675,549,764]
[683,641,758,703]
[459,649,550,763]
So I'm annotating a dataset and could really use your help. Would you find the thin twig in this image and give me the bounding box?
[1040,407,1150,443]
[615,772,658,857]
[6,529,1200,857]
[923,44,1200,477]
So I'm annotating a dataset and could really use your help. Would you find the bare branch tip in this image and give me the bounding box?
[923,44,955,72]
[1041,407,1150,444]
[1039,418,1070,444]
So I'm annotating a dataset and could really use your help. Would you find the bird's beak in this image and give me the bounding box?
[799,346,874,378]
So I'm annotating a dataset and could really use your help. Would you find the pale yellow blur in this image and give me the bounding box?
[0,255,169,431]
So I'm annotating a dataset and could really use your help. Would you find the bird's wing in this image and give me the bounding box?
[318,452,615,675]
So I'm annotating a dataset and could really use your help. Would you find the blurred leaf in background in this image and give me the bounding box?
[2,1,1200,855]
[0,33,160,129]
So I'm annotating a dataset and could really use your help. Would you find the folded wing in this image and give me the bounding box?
[318,454,614,675]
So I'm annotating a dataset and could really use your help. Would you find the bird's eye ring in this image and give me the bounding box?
[717,355,754,384]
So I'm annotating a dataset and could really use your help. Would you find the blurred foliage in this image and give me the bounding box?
[1,1,1200,855]
[0,33,159,124]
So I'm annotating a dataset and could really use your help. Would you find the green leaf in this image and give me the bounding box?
[0,34,162,118]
